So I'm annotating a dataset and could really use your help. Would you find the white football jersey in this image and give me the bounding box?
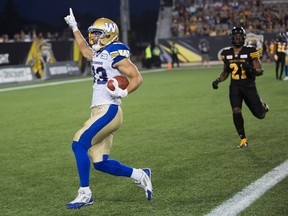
[90,42,130,107]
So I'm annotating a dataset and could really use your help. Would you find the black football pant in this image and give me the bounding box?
[275,53,285,79]
[229,84,266,119]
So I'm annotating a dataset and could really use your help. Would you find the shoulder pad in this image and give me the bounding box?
[221,47,233,55]
[244,45,257,52]
[105,43,130,58]
[243,46,259,59]
[223,47,232,51]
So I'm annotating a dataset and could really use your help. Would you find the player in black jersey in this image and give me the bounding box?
[274,32,287,80]
[212,27,269,148]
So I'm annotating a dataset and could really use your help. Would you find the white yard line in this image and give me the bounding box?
[205,160,288,216]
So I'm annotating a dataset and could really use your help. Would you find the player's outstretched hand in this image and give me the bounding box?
[212,78,220,89]
[64,8,78,32]
[106,78,128,98]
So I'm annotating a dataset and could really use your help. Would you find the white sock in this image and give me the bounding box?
[80,186,91,194]
[130,168,143,181]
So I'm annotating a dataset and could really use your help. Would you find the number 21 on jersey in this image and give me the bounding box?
[229,63,247,80]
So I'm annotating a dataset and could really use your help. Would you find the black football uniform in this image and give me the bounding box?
[274,40,287,79]
[221,46,265,118]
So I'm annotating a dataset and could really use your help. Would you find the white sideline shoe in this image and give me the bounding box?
[135,168,153,200]
[66,188,93,209]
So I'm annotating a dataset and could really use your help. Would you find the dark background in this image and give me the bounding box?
[0,0,161,44]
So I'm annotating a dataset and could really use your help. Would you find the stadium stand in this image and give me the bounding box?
[158,0,288,38]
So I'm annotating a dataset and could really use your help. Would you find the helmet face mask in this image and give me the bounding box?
[88,18,119,51]
[88,31,103,46]
[230,27,246,48]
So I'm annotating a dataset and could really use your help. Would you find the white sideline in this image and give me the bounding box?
[0,64,221,93]
[0,77,92,92]
[205,160,288,216]
[0,69,166,93]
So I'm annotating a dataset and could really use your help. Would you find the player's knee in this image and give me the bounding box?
[232,107,241,114]
[72,141,80,153]
[89,151,104,163]
[73,130,83,141]
[72,141,90,153]
[93,155,109,171]
[256,113,265,119]
[89,144,110,162]
[253,110,266,119]
[93,161,105,171]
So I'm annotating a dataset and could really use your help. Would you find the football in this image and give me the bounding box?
[107,75,129,91]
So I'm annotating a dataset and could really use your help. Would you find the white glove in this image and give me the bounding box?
[106,78,128,98]
[64,8,78,32]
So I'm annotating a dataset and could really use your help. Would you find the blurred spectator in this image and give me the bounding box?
[171,0,288,37]
[198,38,210,67]
[269,39,275,61]
[152,44,162,68]
[261,40,270,62]
[0,30,61,43]
[144,44,153,69]
[20,30,32,42]
[0,34,9,43]
[171,42,180,68]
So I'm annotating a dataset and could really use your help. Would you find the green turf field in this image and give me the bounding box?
[0,63,287,216]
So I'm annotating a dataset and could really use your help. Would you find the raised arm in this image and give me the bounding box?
[64,8,92,61]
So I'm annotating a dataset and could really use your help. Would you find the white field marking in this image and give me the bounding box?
[0,77,91,93]
[0,69,164,93]
[0,64,221,93]
[0,70,164,93]
[205,159,288,216]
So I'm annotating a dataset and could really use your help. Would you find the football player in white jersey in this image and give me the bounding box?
[64,8,153,209]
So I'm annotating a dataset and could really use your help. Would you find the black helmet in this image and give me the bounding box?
[229,26,246,48]
[277,32,286,42]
